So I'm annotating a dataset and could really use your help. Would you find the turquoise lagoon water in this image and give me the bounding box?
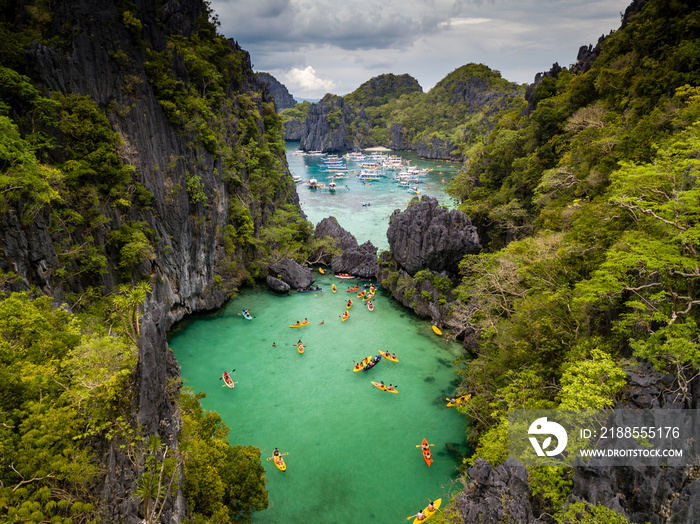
[288,142,460,250]
[169,145,468,523]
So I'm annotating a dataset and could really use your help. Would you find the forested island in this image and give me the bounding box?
[1,0,700,522]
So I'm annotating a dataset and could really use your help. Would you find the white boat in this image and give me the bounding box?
[292,175,303,184]
[329,181,337,191]
[357,170,384,180]
[345,152,367,162]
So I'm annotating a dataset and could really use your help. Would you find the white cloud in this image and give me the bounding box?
[212,0,631,98]
[283,66,336,95]
[439,17,491,27]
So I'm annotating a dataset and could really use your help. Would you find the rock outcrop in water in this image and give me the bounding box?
[331,241,378,279]
[298,68,523,160]
[313,217,378,278]
[386,196,481,276]
[377,196,480,331]
[269,258,314,289]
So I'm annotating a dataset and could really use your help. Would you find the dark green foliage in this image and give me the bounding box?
[343,73,422,108]
[447,1,700,516]
[280,100,311,123]
[0,1,291,522]
[179,388,268,523]
[108,222,156,277]
[0,293,131,522]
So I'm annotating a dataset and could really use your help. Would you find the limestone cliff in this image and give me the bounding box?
[6,0,299,323]
[0,0,299,520]
[256,71,297,111]
[298,67,523,160]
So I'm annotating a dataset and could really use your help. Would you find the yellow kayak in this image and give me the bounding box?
[272,454,286,472]
[432,325,442,336]
[446,394,471,407]
[371,381,398,393]
[413,499,441,523]
[332,284,337,293]
[290,320,310,328]
[378,350,399,362]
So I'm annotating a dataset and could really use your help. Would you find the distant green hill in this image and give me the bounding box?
[284,66,525,159]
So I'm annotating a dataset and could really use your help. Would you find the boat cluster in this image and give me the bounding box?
[294,150,431,195]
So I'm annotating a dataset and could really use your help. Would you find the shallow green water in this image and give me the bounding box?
[169,146,468,522]
[171,282,467,522]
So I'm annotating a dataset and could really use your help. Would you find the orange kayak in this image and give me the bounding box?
[421,438,433,467]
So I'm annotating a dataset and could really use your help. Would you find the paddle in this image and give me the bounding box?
[221,381,238,388]
[266,452,289,461]
[415,443,435,447]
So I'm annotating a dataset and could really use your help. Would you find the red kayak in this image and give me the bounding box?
[421,438,433,467]
[222,372,235,388]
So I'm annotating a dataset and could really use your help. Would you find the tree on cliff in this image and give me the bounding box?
[446,1,700,520]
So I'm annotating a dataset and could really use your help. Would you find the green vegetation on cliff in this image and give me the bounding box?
[0,0,315,521]
[444,0,700,518]
[284,64,525,158]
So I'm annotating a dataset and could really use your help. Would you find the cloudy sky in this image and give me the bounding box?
[210,0,632,100]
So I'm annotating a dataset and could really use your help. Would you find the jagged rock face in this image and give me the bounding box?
[3,0,298,520]
[12,0,298,323]
[300,95,354,152]
[568,363,700,523]
[456,458,545,524]
[387,196,481,276]
[256,72,297,112]
[331,241,378,279]
[313,217,377,277]
[269,258,314,289]
[100,302,185,523]
[283,118,304,140]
